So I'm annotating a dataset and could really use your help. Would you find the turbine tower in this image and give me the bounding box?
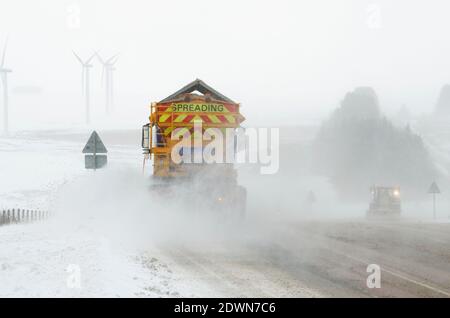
[0,38,12,134]
[73,51,95,125]
[96,52,118,115]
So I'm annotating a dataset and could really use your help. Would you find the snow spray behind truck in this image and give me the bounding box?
[142,79,247,217]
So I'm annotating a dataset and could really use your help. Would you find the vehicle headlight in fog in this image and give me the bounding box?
[393,189,400,197]
[217,197,224,202]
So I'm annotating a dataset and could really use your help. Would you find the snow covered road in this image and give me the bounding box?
[158,219,450,298]
[1,129,449,298]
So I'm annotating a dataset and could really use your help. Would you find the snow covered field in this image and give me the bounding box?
[0,130,205,297]
[1,127,449,298]
[0,222,183,297]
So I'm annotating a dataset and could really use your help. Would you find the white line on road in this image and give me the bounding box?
[343,254,450,297]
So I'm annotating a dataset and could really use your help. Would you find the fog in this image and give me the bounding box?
[2,0,450,129]
[3,1,450,299]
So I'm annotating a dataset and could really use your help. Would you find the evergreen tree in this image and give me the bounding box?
[313,87,437,200]
[435,84,450,115]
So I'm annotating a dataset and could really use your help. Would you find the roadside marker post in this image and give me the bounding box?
[428,182,441,220]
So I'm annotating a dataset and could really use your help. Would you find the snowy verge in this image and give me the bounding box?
[0,219,188,297]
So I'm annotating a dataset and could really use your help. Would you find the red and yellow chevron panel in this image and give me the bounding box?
[155,102,244,126]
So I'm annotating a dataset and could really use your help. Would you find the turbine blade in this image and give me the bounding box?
[107,54,119,64]
[95,51,105,65]
[86,53,96,65]
[73,51,84,65]
[1,36,8,68]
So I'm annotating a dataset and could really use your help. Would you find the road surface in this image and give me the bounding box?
[158,218,450,297]
[1,130,449,297]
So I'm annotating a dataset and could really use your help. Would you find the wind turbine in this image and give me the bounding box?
[0,37,12,134]
[96,52,118,115]
[73,51,95,125]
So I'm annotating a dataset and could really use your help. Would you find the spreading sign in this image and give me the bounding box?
[170,103,225,113]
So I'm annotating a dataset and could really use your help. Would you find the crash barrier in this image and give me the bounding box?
[0,209,50,226]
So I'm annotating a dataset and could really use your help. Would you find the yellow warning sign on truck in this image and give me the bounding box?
[170,103,225,113]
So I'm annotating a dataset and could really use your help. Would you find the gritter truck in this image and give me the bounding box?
[141,79,247,218]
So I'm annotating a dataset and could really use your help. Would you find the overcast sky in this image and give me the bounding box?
[1,0,450,128]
